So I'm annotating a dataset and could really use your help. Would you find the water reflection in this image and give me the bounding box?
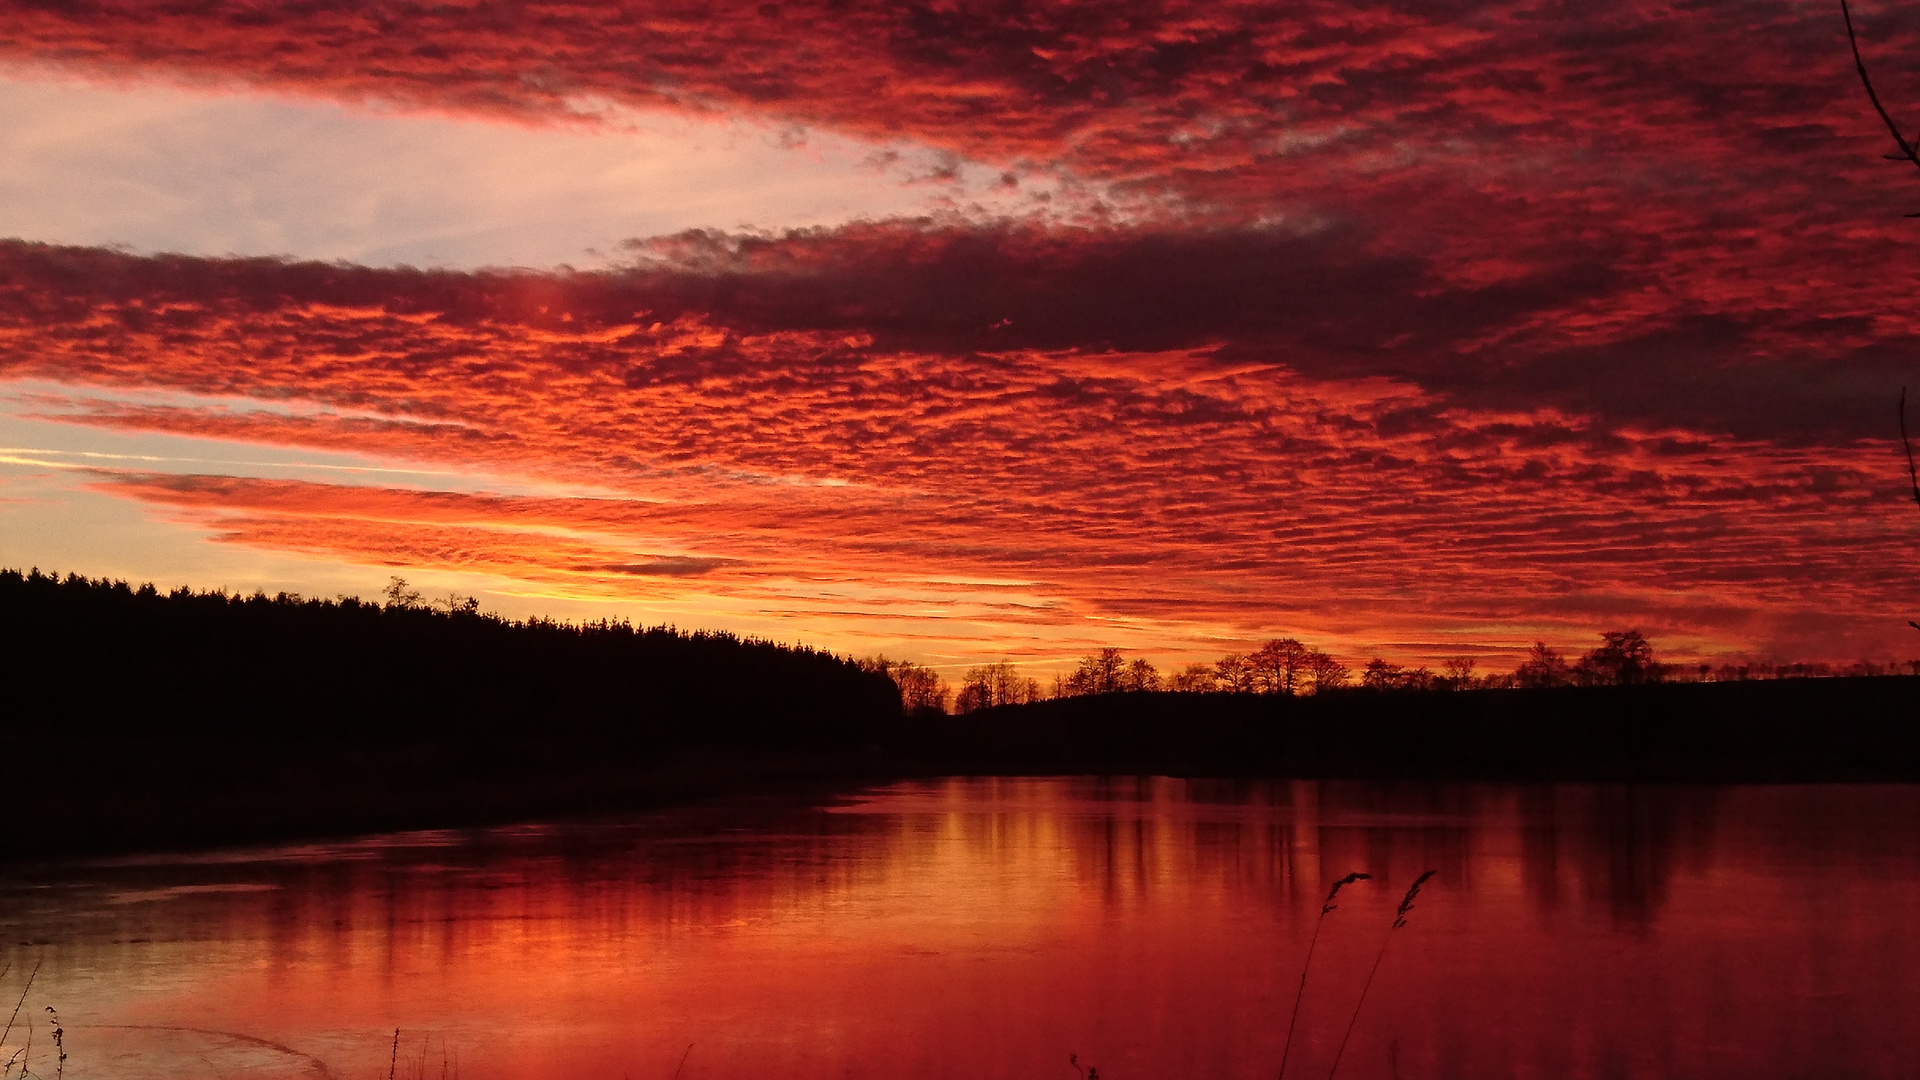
[0,779,1916,1079]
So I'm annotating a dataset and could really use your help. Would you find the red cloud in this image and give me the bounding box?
[6,2,1918,263]
[10,4,1920,449]
[6,237,1916,665]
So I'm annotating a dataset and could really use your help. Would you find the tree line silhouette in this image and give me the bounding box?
[871,630,1919,714]
[12,564,1920,858]
[0,567,897,745]
[0,566,914,857]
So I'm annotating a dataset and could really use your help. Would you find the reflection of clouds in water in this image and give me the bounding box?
[1,782,1917,1080]
[0,780,1738,937]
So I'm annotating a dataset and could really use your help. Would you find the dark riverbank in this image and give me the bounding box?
[9,736,889,860]
[13,676,1920,861]
[890,677,1920,782]
[11,569,1920,860]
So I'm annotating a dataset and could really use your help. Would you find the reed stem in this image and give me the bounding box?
[1327,871,1435,1080]
[1277,872,1369,1080]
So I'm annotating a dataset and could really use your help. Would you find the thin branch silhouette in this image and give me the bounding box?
[1842,0,1920,214]
[1903,388,1920,632]
[1901,388,1919,511]
[1,962,39,1065]
[1327,872,1435,1080]
[1278,871,1371,1080]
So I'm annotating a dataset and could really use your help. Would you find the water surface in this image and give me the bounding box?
[2,778,1917,1079]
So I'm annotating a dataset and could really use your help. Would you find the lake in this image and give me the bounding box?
[2,778,1917,1079]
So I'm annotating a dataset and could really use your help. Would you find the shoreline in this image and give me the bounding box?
[16,676,1920,863]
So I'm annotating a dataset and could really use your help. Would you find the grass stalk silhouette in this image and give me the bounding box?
[1,962,39,1079]
[1,963,34,1049]
[382,1028,464,1080]
[1277,871,1370,1080]
[1326,871,1436,1080]
[42,1009,63,1080]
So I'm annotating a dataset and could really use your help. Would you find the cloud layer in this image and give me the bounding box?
[3,234,1915,665]
[3,2,1920,665]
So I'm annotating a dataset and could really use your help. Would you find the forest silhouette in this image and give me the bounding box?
[0,568,896,857]
[880,631,1920,784]
[1,568,895,741]
[893,677,1920,782]
[7,567,1920,859]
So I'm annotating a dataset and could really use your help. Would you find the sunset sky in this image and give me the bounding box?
[4,0,1920,676]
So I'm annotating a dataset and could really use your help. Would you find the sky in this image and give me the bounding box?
[3,0,1920,677]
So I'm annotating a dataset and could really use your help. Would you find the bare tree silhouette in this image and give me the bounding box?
[1251,638,1311,695]
[1170,662,1218,692]
[1839,4,1920,626]
[1842,0,1920,213]
[1305,649,1350,694]
[1214,652,1256,693]
[1061,648,1128,695]
[1903,389,1920,632]
[1513,642,1572,688]
[859,655,951,713]
[1360,658,1404,690]
[1575,630,1666,685]
[1120,657,1162,692]
[382,575,423,609]
[955,661,1042,711]
[1835,2,1920,630]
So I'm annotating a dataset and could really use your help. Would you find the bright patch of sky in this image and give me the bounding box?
[0,380,616,496]
[0,68,1065,269]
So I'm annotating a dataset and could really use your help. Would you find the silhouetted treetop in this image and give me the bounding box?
[859,655,949,715]
[954,661,1042,713]
[1577,630,1665,686]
